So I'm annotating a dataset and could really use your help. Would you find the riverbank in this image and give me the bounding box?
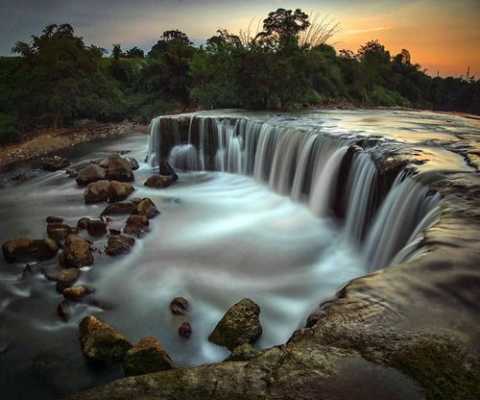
[0,122,148,173]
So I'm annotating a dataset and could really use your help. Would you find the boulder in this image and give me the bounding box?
[127,157,139,170]
[208,298,262,351]
[133,198,159,219]
[109,181,135,203]
[123,336,174,377]
[178,322,192,339]
[63,235,94,268]
[76,164,106,186]
[47,223,75,243]
[159,160,178,181]
[86,220,107,237]
[226,343,260,362]
[46,216,64,224]
[170,297,189,315]
[104,155,134,182]
[84,180,134,204]
[57,300,72,322]
[105,235,135,256]
[41,156,70,172]
[144,175,175,189]
[77,217,91,230]
[79,315,132,363]
[63,286,95,302]
[2,238,58,263]
[123,215,149,237]
[43,268,80,291]
[101,202,135,216]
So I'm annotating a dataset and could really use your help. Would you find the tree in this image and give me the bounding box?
[148,30,192,58]
[112,44,123,60]
[126,46,145,58]
[257,8,310,48]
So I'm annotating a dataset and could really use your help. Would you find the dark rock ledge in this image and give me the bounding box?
[66,146,480,400]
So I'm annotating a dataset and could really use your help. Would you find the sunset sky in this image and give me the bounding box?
[1,0,479,77]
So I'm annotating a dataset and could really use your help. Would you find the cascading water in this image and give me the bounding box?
[147,115,443,271]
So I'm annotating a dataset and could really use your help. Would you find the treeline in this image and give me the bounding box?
[1,8,479,145]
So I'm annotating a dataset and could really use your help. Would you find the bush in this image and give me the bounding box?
[0,113,19,145]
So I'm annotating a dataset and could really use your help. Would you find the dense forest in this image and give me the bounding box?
[1,8,479,144]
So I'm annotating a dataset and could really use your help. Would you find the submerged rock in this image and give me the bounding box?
[63,286,95,302]
[103,155,134,182]
[76,164,106,186]
[144,175,175,189]
[41,156,70,171]
[79,315,132,363]
[46,216,64,224]
[57,300,72,322]
[2,238,58,263]
[123,336,174,377]
[132,198,159,219]
[105,235,135,256]
[208,298,262,351]
[63,235,93,268]
[178,322,192,339]
[123,215,149,237]
[170,297,189,315]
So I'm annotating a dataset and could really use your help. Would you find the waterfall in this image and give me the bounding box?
[147,115,442,271]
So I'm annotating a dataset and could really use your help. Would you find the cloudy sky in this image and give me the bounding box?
[1,0,479,76]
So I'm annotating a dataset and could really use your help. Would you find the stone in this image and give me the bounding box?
[123,215,149,237]
[46,216,64,224]
[43,268,80,291]
[101,202,135,216]
[76,164,106,186]
[127,157,139,170]
[79,315,132,363]
[63,286,95,302]
[41,156,70,171]
[57,300,72,322]
[104,155,134,182]
[77,217,91,230]
[170,297,189,315]
[144,175,175,189]
[208,298,262,351]
[63,235,93,268]
[105,235,135,256]
[159,160,178,181]
[47,223,74,243]
[178,322,192,339]
[123,336,174,377]
[226,343,260,362]
[86,220,107,237]
[65,168,78,178]
[2,238,58,263]
[133,198,159,219]
[84,180,134,204]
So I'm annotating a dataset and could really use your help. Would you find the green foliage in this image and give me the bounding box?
[0,113,19,145]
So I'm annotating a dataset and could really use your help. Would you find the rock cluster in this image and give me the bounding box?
[2,238,58,263]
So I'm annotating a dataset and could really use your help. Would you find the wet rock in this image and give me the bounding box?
[159,160,178,181]
[108,181,135,203]
[208,298,262,351]
[105,235,135,256]
[63,235,94,268]
[79,315,132,363]
[20,263,37,280]
[306,310,327,328]
[2,238,58,263]
[76,164,106,186]
[127,157,139,170]
[47,223,75,243]
[84,180,111,204]
[86,219,107,237]
[103,155,134,182]
[84,180,134,204]
[57,300,72,322]
[65,168,78,178]
[178,322,192,339]
[133,198,159,219]
[170,297,189,315]
[41,156,70,171]
[109,229,121,235]
[123,215,149,237]
[46,216,64,224]
[123,336,174,377]
[101,202,135,216]
[63,285,95,302]
[144,175,175,189]
[226,343,260,362]
[77,217,91,230]
[43,268,80,291]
